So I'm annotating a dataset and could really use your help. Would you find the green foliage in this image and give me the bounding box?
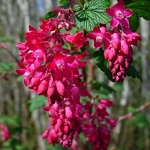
[0,116,19,126]
[92,49,113,81]
[90,80,116,93]
[44,12,57,20]
[59,0,69,5]
[2,139,26,150]
[60,2,71,8]
[28,95,46,112]
[74,0,111,31]
[113,83,123,92]
[125,0,150,31]
[0,36,15,43]
[0,62,13,74]
[133,113,149,128]
[47,144,63,150]
[0,116,26,149]
[127,64,142,81]
[127,106,136,113]
[73,4,82,12]
[126,0,150,20]
[128,13,139,32]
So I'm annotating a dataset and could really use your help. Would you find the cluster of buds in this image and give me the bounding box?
[0,124,10,141]
[42,100,83,147]
[87,1,141,81]
[82,99,117,150]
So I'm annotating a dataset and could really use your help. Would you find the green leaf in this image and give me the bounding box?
[75,0,111,31]
[96,90,110,99]
[0,62,13,73]
[92,49,113,81]
[134,113,149,128]
[127,64,142,80]
[0,116,19,126]
[60,2,71,9]
[101,82,116,93]
[28,95,46,112]
[128,13,139,32]
[59,0,69,5]
[126,0,150,20]
[113,83,123,92]
[44,11,57,20]
[0,36,15,43]
[128,106,136,113]
[73,4,82,12]
[90,80,116,93]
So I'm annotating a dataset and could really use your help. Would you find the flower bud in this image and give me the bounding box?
[121,39,129,55]
[108,48,116,61]
[65,106,73,119]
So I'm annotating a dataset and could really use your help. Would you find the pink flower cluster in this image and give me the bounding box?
[0,124,10,141]
[87,1,141,81]
[82,99,117,150]
[16,6,116,149]
[16,2,146,149]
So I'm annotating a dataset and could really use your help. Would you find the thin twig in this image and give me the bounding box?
[118,102,150,121]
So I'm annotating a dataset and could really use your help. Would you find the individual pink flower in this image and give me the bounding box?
[86,26,111,49]
[106,1,132,28]
[123,27,142,46]
[65,32,87,48]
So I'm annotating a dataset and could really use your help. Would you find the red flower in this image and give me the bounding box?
[106,1,132,28]
[86,26,111,49]
[65,32,87,48]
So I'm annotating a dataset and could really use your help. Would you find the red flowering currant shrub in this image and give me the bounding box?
[15,0,150,149]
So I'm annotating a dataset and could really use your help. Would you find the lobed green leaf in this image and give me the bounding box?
[127,64,142,81]
[75,0,111,31]
[28,95,46,112]
[0,62,13,73]
[126,0,150,20]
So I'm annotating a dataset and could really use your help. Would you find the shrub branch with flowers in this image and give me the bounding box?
[15,0,150,149]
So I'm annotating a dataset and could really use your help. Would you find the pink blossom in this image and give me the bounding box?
[65,32,87,48]
[86,26,111,49]
[82,99,117,150]
[106,1,132,28]
[0,124,10,141]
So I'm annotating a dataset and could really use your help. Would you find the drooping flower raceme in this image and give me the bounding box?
[87,1,141,82]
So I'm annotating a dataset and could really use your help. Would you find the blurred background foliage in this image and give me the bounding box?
[0,0,150,150]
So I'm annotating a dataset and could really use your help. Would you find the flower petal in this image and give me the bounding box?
[113,1,124,10]
[110,18,119,28]
[120,18,129,28]
[123,9,132,18]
